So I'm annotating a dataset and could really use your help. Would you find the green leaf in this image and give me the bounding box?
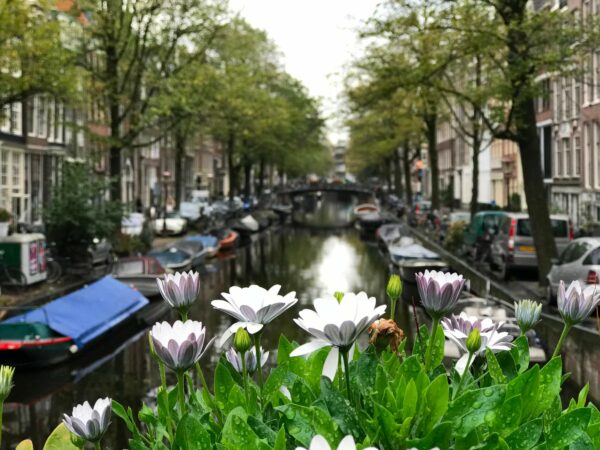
[431,325,446,368]
[173,414,212,450]
[486,348,507,384]
[273,427,286,450]
[507,365,539,421]
[420,374,449,434]
[495,351,517,380]
[275,404,341,447]
[247,416,277,446]
[510,335,530,373]
[214,362,237,414]
[374,402,403,449]
[220,407,270,450]
[320,377,364,439]
[43,424,81,450]
[290,377,316,406]
[546,408,591,449]
[351,346,379,399]
[399,355,423,383]
[470,433,510,450]
[112,399,135,433]
[447,385,506,437]
[488,395,522,437]
[577,384,589,408]
[406,421,452,450]
[505,418,543,450]
[402,379,418,421]
[16,440,34,450]
[532,357,562,417]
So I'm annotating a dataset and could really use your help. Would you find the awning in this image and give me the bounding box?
[5,276,149,348]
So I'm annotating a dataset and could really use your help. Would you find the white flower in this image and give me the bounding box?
[558,280,600,325]
[514,299,542,333]
[290,292,386,380]
[442,313,512,374]
[415,270,465,318]
[296,435,378,450]
[63,398,112,443]
[0,365,14,401]
[150,320,214,371]
[212,284,297,344]
[157,271,200,310]
[226,346,269,374]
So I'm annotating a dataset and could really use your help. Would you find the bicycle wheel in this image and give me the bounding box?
[46,260,62,283]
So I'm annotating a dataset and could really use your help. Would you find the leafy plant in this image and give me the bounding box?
[44,163,121,259]
[444,221,466,253]
[0,209,10,222]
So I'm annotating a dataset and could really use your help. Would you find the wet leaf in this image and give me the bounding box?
[406,421,452,450]
[447,385,506,437]
[275,403,341,447]
[505,418,543,450]
[220,407,270,450]
[402,379,418,421]
[486,348,507,384]
[420,374,449,434]
[172,414,212,450]
[507,365,539,421]
[546,408,591,449]
[214,362,237,414]
[510,335,530,373]
[531,357,562,417]
[319,377,364,439]
[487,395,521,437]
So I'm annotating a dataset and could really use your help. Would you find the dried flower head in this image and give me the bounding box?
[368,319,405,352]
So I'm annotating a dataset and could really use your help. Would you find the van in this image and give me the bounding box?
[490,213,573,279]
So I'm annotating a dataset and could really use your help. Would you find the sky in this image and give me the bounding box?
[228,0,379,144]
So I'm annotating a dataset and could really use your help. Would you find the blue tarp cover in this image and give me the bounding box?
[5,276,149,348]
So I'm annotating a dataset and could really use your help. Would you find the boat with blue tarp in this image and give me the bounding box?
[0,276,149,368]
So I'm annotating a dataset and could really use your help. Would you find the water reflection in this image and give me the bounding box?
[291,191,373,227]
[4,227,390,448]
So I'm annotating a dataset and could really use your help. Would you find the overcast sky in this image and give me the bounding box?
[228,0,379,144]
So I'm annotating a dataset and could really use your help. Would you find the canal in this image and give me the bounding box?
[3,192,599,447]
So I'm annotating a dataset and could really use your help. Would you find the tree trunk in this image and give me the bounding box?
[516,97,557,282]
[384,159,392,193]
[503,3,558,283]
[107,39,121,202]
[227,131,236,200]
[243,161,252,198]
[174,130,185,209]
[424,111,440,210]
[393,148,403,198]
[470,133,481,218]
[257,158,266,194]
[403,142,413,207]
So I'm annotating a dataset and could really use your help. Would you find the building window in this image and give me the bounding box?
[564,138,571,176]
[564,78,572,119]
[36,96,47,138]
[575,135,581,176]
[556,138,563,177]
[584,122,592,187]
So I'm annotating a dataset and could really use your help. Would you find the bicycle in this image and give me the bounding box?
[0,250,26,295]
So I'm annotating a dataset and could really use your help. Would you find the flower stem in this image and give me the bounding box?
[241,352,250,406]
[390,298,396,321]
[341,349,352,405]
[424,317,440,371]
[552,323,572,359]
[159,361,167,392]
[195,362,208,390]
[94,442,101,450]
[453,352,473,400]
[176,371,186,416]
[253,332,264,390]
[179,309,189,322]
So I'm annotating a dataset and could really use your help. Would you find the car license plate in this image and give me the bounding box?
[519,245,535,253]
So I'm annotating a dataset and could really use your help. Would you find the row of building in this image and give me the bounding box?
[0,95,229,224]
[430,0,600,227]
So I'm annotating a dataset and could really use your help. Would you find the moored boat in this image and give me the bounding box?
[112,256,166,298]
[0,276,149,368]
[184,234,220,258]
[217,229,239,250]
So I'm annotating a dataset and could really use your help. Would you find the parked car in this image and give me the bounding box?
[462,211,506,259]
[490,213,573,280]
[546,237,600,303]
[152,212,187,236]
[89,237,113,266]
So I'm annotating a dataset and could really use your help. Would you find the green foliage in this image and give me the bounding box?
[0,209,10,222]
[45,163,121,258]
[112,233,149,257]
[444,221,466,252]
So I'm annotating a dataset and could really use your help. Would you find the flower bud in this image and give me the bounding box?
[386,274,402,300]
[0,365,14,401]
[334,291,344,303]
[466,328,481,354]
[233,327,252,354]
[514,299,542,333]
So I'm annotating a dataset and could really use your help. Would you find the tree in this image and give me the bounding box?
[0,0,77,107]
[78,0,225,201]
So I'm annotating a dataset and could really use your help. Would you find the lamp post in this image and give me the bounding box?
[162,170,171,233]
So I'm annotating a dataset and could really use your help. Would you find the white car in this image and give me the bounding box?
[546,237,600,303]
[152,213,187,235]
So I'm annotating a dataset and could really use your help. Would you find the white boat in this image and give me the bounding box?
[377,223,406,246]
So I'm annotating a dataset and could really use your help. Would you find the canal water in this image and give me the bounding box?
[3,192,599,448]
